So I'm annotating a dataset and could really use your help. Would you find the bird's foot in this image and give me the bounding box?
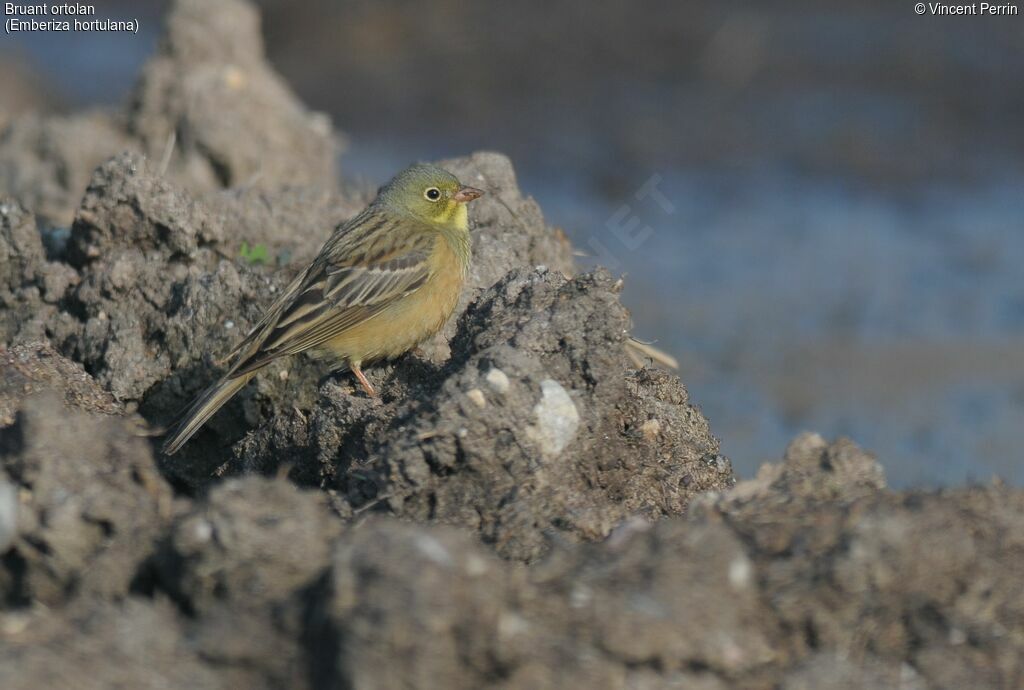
[351,365,377,397]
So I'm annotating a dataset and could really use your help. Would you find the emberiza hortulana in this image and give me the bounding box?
[162,163,483,454]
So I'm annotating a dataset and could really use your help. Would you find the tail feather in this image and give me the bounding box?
[161,372,255,455]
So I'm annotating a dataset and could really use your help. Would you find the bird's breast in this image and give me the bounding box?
[321,236,467,365]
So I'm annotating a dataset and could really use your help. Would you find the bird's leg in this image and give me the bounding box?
[350,362,377,397]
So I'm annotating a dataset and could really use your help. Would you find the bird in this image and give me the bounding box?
[161,163,483,455]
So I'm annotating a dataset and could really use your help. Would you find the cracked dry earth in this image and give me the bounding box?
[1,0,1023,688]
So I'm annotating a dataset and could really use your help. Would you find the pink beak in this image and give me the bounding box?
[453,186,484,203]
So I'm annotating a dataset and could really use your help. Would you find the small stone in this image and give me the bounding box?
[466,388,486,408]
[223,65,246,90]
[527,379,580,457]
[187,518,213,545]
[415,535,452,566]
[640,418,661,440]
[728,556,752,589]
[464,554,489,576]
[0,480,17,553]
[0,612,31,637]
[485,367,510,394]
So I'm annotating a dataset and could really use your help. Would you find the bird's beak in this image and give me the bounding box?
[453,186,484,203]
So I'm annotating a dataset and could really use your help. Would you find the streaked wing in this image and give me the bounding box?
[226,212,434,376]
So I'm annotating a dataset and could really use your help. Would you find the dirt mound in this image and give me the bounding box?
[0,393,172,607]
[303,439,1023,690]
[128,0,339,192]
[0,0,1020,688]
[0,342,119,427]
[0,201,79,346]
[0,113,133,229]
[0,0,341,231]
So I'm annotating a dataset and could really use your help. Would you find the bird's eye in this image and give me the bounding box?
[424,187,441,202]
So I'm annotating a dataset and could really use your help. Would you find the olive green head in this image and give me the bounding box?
[376,163,483,231]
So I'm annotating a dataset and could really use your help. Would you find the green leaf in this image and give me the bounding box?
[239,242,270,265]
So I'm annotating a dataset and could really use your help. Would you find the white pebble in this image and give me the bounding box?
[728,555,752,589]
[0,481,17,553]
[528,379,580,456]
[415,535,452,566]
[190,518,213,544]
[484,368,510,394]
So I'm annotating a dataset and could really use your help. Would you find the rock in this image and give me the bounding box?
[0,201,79,346]
[0,480,15,553]
[128,0,341,192]
[484,366,511,393]
[308,517,775,689]
[0,342,120,427]
[367,269,730,561]
[148,477,343,688]
[0,599,224,690]
[155,476,341,615]
[0,113,134,228]
[62,153,281,408]
[0,394,172,606]
[526,378,580,457]
[230,268,731,562]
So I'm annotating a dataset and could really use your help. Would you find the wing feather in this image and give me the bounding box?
[225,215,434,376]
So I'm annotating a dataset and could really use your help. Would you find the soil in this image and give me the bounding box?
[1,1,1022,688]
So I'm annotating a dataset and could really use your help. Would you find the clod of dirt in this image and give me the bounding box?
[300,444,1024,690]
[0,342,120,427]
[372,268,732,560]
[0,0,346,232]
[691,432,888,554]
[154,476,341,615]
[751,484,1024,689]
[0,201,80,347]
[127,148,580,490]
[684,436,1024,688]
[128,0,340,192]
[61,153,280,407]
[0,113,133,229]
[0,394,172,607]
[308,516,772,689]
[231,267,732,562]
[309,518,529,690]
[150,476,344,688]
[0,599,224,690]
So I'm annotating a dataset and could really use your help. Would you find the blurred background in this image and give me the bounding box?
[3,0,1022,486]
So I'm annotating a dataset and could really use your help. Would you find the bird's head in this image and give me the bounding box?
[377,163,484,231]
